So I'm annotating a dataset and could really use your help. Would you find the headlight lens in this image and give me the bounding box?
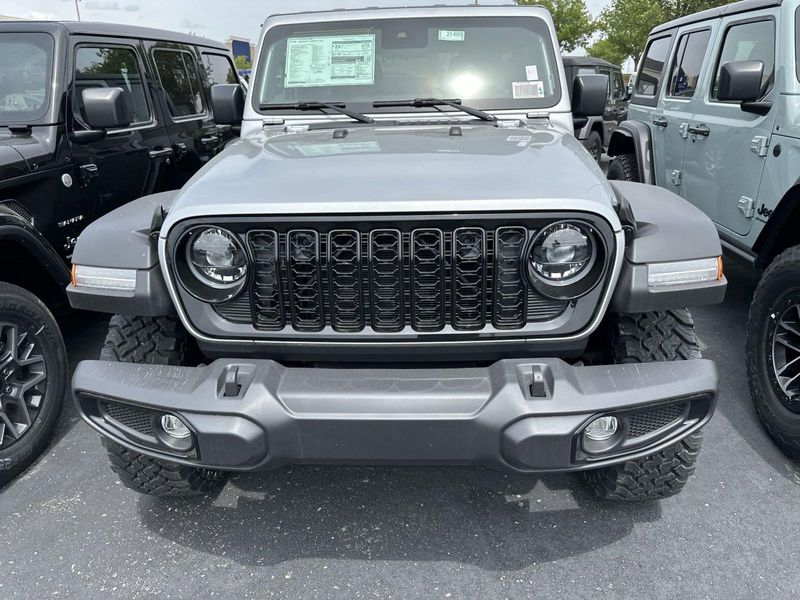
[530,222,594,283]
[187,227,248,288]
[526,221,604,300]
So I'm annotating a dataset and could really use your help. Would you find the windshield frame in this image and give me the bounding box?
[251,12,563,119]
[0,31,55,126]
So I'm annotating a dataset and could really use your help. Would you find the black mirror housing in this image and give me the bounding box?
[572,74,607,118]
[718,60,764,103]
[82,87,132,130]
[211,84,245,126]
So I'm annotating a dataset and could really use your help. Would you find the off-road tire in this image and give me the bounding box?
[0,283,66,487]
[607,153,640,182]
[100,315,227,497]
[746,246,800,460]
[582,131,603,162]
[583,310,705,501]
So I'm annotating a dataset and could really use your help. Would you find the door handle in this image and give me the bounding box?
[688,124,710,137]
[652,117,668,128]
[148,148,174,159]
[201,135,220,145]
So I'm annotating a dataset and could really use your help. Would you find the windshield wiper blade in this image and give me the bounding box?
[259,101,374,124]
[372,98,496,122]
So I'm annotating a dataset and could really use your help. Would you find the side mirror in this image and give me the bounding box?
[718,60,763,102]
[211,84,245,126]
[572,74,608,118]
[82,87,132,130]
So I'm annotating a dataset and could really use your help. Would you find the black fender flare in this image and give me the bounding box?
[0,207,71,287]
[607,121,655,185]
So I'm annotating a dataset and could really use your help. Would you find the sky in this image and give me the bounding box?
[0,0,611,46]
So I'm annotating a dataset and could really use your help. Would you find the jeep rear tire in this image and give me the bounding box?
[607,153,640,182]
[746,246,800,459]
[99,314,227,497]
[582,131,603,162]
[583,310,705,501]
[0,283,66,487]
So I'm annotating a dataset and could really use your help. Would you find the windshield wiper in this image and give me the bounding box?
[259,101,374,124]
[372,98,496,122]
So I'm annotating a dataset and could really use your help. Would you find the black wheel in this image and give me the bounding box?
[0,283,66,486]
[99,314,227,497]
[607,153,640,181]
[747,246,800,459]
[582,131,603,162]
[583,310,705,501]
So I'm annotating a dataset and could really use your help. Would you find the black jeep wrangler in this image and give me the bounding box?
[0,21,241,484]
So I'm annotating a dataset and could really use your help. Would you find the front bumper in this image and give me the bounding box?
[72,358,718,473]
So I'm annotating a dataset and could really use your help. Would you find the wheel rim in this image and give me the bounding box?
[771,298,800,412]
[0,322,47,449]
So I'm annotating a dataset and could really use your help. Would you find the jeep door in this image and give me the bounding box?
[680,12,777,236]
[67,36,174,218]
[628,33,680,192]
[147,42,218,189]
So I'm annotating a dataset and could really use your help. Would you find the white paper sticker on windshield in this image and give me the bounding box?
[438,30,466,42]
[285,34,376,88]
[512,81,545,99]
[525,65,539,81]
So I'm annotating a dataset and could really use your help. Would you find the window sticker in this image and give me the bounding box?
[285,34,376,88]
[512,81,544,99]
[525,65,539,81]
[438,30,466,42]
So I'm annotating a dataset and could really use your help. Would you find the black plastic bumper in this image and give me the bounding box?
[72,358,718,473]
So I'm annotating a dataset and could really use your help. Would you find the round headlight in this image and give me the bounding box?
[530,222,594,283]
[187,227,248,288]
[526,221,604,300]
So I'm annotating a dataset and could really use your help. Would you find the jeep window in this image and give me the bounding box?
[0,33,53,124]
[667,29,711,98]
[611,70,625,100]
[711,19,775,101]
[201,52,238,96]
[254,16,561,114]
[153,49,205,118]
[635,36,672,98]
[74,46,151,127]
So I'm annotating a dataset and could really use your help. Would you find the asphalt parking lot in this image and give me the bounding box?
[1,260,798,599]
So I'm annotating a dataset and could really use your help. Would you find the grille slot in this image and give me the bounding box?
[239,225,567,334]
[626,403,688,439]
[102,402,155,437]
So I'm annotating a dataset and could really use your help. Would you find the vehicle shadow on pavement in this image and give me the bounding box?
[137,466,660,569]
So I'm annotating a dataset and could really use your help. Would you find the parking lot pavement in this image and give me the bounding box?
[1,261,798,599]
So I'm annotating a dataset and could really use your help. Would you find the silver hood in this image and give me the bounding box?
[160,123,621,236]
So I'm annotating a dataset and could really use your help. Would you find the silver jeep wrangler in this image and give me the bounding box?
[67,5,726,501]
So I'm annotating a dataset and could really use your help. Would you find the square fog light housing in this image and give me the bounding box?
[72,265,137,292]
[647,257,722,288]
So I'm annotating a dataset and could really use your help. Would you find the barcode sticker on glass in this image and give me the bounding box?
[512,81,544,99]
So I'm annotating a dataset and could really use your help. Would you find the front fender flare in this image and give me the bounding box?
[608,121,655,185]
[0,207,71,287]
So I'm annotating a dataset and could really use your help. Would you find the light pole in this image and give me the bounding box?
[74,0,81,21]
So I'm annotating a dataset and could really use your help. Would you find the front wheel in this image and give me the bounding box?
[0,283,66,486]
[582,131,603,163]
[607,153,640,181]
[583,310,705,501]
[99,314,228,497]
[747,246,800,459]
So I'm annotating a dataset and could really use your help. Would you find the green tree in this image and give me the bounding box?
[234,55,252,70]
[517,0,596,53]
[593,0,733,64]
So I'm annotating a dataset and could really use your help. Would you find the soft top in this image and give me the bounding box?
[651,0,781,35]
[0,20,227,50]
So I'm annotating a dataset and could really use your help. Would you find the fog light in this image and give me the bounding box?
[160,414,191,439]
[584,416,618,441]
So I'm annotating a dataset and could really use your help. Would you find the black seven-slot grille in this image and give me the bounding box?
[217,226,568,333]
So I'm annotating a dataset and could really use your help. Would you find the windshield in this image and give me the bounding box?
[255,16,561,114]
[0,33,54,124]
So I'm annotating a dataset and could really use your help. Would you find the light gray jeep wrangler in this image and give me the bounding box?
[67,5,727,501]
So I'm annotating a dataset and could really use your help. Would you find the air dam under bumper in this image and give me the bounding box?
[72,358,718,473]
